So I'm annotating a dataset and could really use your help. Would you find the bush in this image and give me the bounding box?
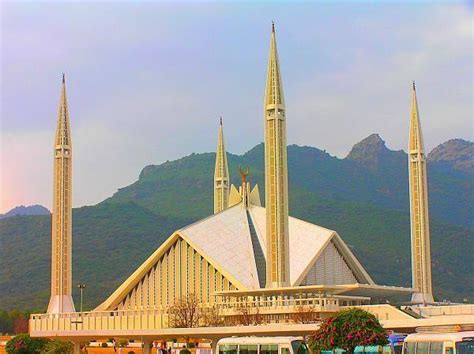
[310,308,388,354]
[117,339,129,348]
[44,340,74,353]
[180,349,191,354]
[128,351,135,354]
[5,333,50,353]
[101,342,108,348]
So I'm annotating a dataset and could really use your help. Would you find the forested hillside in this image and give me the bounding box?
[0,135,472,311]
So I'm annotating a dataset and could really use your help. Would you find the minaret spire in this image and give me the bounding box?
[47,74,75,313]
[264,23,290,288]
[408,82,434,304]
[214,117,230,213]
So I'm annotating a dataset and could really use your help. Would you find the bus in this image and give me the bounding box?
[402,330,474,354]
[318,333,407,354]
[217,337,310,354]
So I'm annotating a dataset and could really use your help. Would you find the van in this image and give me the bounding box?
[217,337,309,354]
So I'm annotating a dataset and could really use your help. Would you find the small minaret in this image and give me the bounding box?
[408,82,434,304]
[47,74,75,313]
[264,23,290,288]
[214,117,230,213]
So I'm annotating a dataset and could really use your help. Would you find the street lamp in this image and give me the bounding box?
[77,283,86,312]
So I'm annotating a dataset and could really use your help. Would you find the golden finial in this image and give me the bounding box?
[239,166,249,183]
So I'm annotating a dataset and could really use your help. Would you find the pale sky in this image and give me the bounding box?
[1,1,473,213]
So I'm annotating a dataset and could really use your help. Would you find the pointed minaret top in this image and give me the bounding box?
[220,116,223,125]
[409,81,424,153]
[55,73,71,147]
[265,21,285,108]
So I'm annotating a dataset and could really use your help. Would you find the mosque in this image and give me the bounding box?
[92,23,432,314]
[42,23,446,329]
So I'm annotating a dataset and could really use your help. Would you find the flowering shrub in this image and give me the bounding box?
[5,333,49,353]
[309,308,389,353]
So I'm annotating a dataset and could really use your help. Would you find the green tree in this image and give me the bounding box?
[5,333,50,353]
[309,308,388,354]
[44,339,74,354]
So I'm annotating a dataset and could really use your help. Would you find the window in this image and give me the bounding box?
[416,342,430,354]
[260,345,278,354]
[430,342,443,354]
[240,345,258,354]
[291,341,309,354]
[405,343,416,354]
[219,344,237,354]
[456,340,474,354]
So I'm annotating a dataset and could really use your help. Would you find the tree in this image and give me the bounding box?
[201,305,224,327]
[292,305,318,324]
[13,315,29,334]
[168,293,201,328]
[44,340,74,354]
[5,333,50,353]
[309,308,389,354]
[235,303,264,326]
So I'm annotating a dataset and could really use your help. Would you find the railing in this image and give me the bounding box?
[411,304,474,317]
[30,309,169,333]
[215,295,367,312]
[30,296,368,333]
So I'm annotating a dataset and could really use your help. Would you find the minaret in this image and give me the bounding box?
[264,23,290,288]
[408,82,434,304]
[47,74,75,313]
[214,117,230,213]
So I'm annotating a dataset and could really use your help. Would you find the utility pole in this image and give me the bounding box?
[77,284,86,312]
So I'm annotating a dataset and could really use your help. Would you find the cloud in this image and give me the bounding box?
[1,2,472,212]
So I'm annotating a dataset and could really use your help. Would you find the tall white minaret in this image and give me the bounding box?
[214,117,230,213]
[408,82,434,304]
[264,23,290,288]
[47,74,75,313]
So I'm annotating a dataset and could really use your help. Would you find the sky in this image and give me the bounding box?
[0,1,472,214]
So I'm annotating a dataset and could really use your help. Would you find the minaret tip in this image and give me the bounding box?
[272,21,275,33]
[62,73,65,84]
[220,116,222,125]
[412,81,416,90]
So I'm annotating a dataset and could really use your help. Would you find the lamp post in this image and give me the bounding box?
[77,283,86,312]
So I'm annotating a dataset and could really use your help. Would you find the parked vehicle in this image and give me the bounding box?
[217,337,310,354]
[402,329,474,354]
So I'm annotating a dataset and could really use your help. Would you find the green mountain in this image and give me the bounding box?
[0,135,472,311]
[0,205,50,220]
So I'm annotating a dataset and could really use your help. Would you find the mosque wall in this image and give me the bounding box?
[300,240,358,286]
[115,237,237,310]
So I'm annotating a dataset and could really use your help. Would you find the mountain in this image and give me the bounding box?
[0,205,50,220]
[0,136,472,311]
[346,133,405,167]
[428,139,474,174]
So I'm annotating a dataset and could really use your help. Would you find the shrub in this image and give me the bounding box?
[44,340,74,353]
[309,308,389,354]
[117,339,129,348]
[180,348,191,354]
[5,333,50,353]
[101,342,108,348]
[128,351,135,354]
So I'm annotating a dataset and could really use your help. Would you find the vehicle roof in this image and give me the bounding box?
[217,337,303,345]
[404,331,474,342]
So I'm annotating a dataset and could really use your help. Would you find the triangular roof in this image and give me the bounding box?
[97,202,375,310]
